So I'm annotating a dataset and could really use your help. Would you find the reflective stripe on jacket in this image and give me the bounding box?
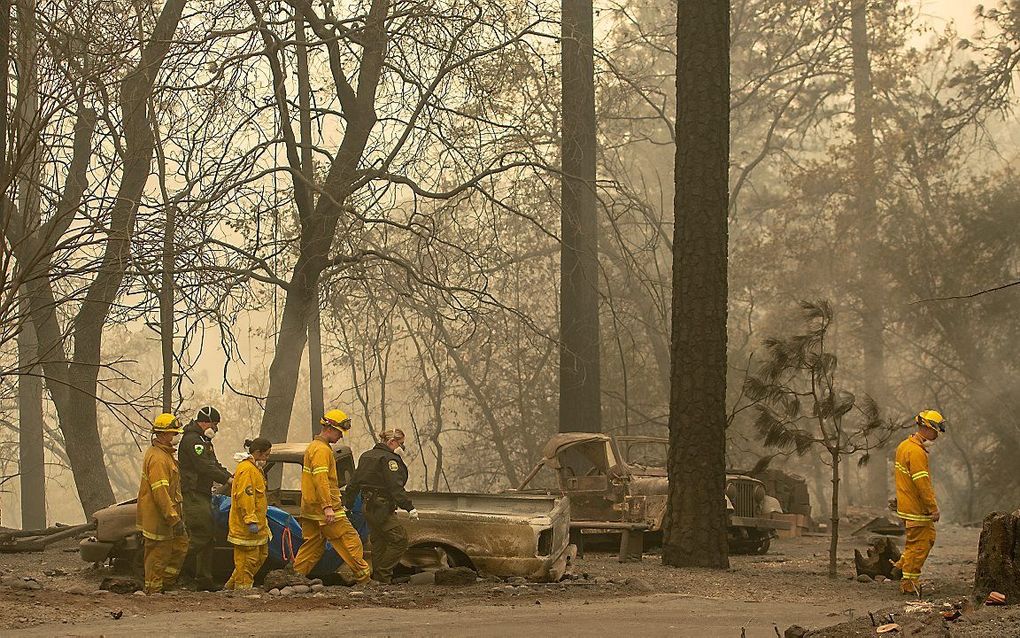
[137,442,183,540]
[893,435,938,527]
[227,457,270,546]
[300,438,342,521]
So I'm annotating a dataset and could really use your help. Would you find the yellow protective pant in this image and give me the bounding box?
[143,534,189,594]
[293,516,371,582]
[895,524,936,593]
[225,543,268,590]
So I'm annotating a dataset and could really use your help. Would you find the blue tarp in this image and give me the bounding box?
[212,494,369,577]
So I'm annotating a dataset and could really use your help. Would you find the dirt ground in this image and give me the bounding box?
[0,522,1015,637]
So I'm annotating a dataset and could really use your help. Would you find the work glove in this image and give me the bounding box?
[173,520,187,537]
[408,509,419,521]
[247,522,259,535]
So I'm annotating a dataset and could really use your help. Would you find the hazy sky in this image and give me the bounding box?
[923,0,979,36]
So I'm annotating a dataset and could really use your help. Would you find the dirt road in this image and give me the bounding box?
[1,521,1012,637]
[5,593,890,637]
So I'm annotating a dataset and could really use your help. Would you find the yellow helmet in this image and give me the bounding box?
[320,409,352,434]
[916,410,947,433]
[152,412,183,434]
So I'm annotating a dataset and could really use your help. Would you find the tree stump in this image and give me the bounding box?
[973,510,1020,604]
[854,536,902,579]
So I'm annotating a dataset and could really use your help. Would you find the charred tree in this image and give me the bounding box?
[662,0,730,569]
[559,0,600,434]
[973,510,1020,604]
[14,0,45,530]
[850,0,887,507]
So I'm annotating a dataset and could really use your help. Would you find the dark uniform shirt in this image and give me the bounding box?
[178,421,231,496]
[346,443,413,511]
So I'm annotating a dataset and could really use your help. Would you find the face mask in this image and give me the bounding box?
[393,444,406,457]
[204,427,217,439]
[255,459,268,470]
[171,434,182,447]
[329,439,344,451]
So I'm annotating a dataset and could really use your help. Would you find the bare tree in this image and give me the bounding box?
[1,0,189,515]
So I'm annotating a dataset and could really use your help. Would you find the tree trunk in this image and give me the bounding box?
[850,0,887,508]
[559,0,600,434]
[828,450,840,577]
[18,300,45,529]
[973,510,1020,604]
[14,0,45,530]
[662,0,730,569]
[295,6,324,432]
[261,267,315,443]
[160,203,175,412]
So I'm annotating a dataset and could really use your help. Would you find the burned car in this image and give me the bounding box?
[80,442,573,582]
[516,434,789,554]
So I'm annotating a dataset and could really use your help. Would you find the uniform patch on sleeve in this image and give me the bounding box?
[244,485,254,496]
[194,444,205,456]
[388,460,399,472]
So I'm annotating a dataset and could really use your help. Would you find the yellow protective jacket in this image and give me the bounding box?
[894,434,938,527]
[137,442,184,540]
[300,437,342,521]
[227,457,270,546]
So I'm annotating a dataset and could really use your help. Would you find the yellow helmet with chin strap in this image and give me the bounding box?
[152,412,183,434]
[320,409,352,434]
[916,409,947,433]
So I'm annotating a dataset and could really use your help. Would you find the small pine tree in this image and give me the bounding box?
[744,301,895,577]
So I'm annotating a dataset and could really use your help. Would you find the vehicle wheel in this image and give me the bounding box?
[402,544,474,572]
[756,536,771,555]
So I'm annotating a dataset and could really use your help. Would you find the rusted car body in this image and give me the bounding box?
[399,492,575,581]
[80,442,574,581]
[516,434,788,554]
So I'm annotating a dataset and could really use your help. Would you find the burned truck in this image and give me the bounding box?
[81,443,574,582]
[515,434,788,554]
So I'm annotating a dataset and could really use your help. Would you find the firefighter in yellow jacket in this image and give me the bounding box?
[292,409,371,582]
[892,410,946,595]
[137,413,190,594]
[225,437,272,590]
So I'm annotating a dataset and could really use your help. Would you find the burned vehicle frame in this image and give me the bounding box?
[80,443,573,582]
[515,434,789,555]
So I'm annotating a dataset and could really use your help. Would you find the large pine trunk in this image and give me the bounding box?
[850,0,888,507]
[558,0,600,434]
[662,0,730,569]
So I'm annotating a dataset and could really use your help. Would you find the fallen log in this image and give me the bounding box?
[0,522,95,553]
[972,509,1020,605]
